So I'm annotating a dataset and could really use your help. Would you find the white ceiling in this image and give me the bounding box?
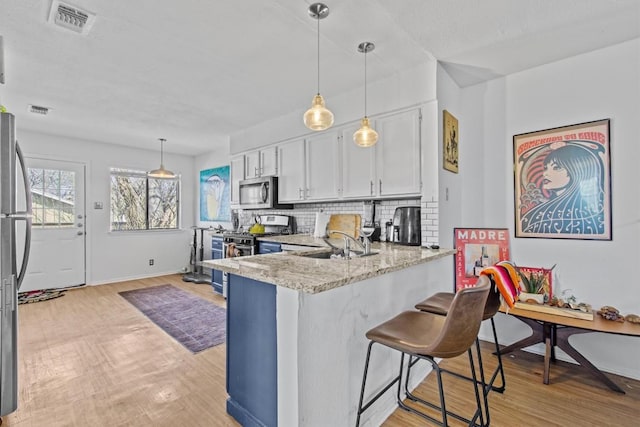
[1,0,639,155]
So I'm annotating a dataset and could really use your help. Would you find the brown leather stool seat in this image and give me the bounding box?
[415,278,506,400]
[355,276,491,427]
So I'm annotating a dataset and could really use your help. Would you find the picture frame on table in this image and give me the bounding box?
[454,228,511,292]
[513,119,611,240]
[443,110,459,173]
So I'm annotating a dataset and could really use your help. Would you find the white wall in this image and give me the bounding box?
[18,130,196,285]
[445,39,640,379]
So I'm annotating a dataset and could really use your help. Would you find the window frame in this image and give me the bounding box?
[109,168,181,232]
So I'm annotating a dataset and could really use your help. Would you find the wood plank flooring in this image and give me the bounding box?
[3,274,640,426]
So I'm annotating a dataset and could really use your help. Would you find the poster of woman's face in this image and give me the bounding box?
[513,119,611,240]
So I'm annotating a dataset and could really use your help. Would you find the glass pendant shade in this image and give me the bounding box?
[354,41,377,147]
[304,3,333,131]
[148,138,176,178]
[353,117,378,147]
[304,94,334,131]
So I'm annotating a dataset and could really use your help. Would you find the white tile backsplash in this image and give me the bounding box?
[236,197,439,247]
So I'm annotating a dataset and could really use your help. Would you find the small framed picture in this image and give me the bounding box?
[443,110,459,173]
[513,119,611,240]
[454,228,511,292]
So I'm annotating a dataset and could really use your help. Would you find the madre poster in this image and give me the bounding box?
[513,119,611,240]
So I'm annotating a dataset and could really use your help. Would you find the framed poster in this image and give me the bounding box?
[443,110,459,173]
[517,266,554,300]
[200,166,231,222]
[513,119,611,240]
[454,228,511,292]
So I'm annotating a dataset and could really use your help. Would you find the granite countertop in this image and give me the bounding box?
[202,235,454,294]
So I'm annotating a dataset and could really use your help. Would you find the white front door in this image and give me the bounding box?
[19,158,86,292]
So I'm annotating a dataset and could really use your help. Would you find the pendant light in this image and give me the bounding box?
[353,42,378,147]
[148,138,176,178]
[303,3,334,131]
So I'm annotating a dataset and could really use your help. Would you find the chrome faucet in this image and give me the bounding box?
[325,229,372,257]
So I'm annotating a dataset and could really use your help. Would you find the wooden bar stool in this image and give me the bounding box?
[414,275,506,395]
[355,276,491,427]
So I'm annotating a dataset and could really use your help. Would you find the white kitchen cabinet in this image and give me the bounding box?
[245,147,278,179]
[305,132,341,201]
[230,155,245,205]
[341,108,421,199]
[376,108,421,197]
[277,139,306,202]
[340,122,376,199]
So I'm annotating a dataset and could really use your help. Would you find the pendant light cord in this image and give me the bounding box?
[364,49,368,117]
[316,16,320,95]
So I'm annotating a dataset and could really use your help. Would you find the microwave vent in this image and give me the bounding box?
[48,1,96,34]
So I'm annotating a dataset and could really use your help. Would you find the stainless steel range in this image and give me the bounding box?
[220,214,294,296]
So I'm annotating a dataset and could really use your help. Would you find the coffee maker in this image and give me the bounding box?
[391,206,421,245]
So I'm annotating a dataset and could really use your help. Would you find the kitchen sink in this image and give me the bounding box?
[295,250,379,259]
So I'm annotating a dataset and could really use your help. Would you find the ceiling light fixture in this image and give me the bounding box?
[303,3,334,131]
[353,42,378,147]
[148,138,176,178]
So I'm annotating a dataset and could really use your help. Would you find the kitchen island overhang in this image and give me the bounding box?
[204,242,455,427]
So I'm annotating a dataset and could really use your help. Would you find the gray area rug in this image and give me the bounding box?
[119,284,226,353]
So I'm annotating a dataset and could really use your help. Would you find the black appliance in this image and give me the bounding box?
[392,206,421,245]
[237,176,292,210]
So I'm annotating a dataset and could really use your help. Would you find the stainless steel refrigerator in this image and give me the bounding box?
[0,111,32,417]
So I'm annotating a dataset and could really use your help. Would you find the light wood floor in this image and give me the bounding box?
[4,274,640,426]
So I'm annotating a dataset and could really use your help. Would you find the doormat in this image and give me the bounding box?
[118,284,226,353]
[18,289,66,305]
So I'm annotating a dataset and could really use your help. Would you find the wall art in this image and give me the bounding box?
[454,228,511,292]
[443,110,459,173]
[200,165,230,222]
[513,119,611,240]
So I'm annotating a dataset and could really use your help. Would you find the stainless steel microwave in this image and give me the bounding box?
[237,176,292,210]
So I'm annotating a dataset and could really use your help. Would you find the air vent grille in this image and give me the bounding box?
[48,1,96,34]
[28,105,51,115]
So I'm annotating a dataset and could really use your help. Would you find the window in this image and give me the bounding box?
[28,168,76,228]
[110,168,180,231]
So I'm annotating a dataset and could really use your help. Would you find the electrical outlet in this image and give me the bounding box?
[149,259,154,266]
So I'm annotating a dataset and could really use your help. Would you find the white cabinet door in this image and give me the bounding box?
[340,123,376,199]
[230,155,245,205]
[244,151,260,179]
[376,109,421,197]
[260,147,278,176]
[305,132,341,201]
[277,140,306,202]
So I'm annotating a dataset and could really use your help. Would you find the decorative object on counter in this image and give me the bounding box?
[443,110,459,173]
[303,3,334,131]
[353,41,378,147]
[199,165,230,221]
[625,314,640,324]
[597,306,625,322]
[454,228,511,292]
[119,284,226,353]
[326,213,360,238]
[516,264,555,304]
[513,119,611,240]
[147,138,176,178]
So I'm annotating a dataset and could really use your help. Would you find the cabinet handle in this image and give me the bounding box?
[305,188,310,197]
[370,181,374,196]
[379,179,382,194]
[255,166,259,177]
[299,188,303,199]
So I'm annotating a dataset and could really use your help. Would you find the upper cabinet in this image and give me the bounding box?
[375,109,422,197]
[340,108,421,199]
[230,155,245,205]
[305,132,341,201]
[245,147,278,179]
[277,139,306,203]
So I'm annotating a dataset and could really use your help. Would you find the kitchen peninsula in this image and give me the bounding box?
[203,238,455,427]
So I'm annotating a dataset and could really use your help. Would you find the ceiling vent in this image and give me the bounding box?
[28,105,51,115]
[48,1,96,34]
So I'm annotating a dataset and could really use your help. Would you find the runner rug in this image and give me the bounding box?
[119,284,226,353]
